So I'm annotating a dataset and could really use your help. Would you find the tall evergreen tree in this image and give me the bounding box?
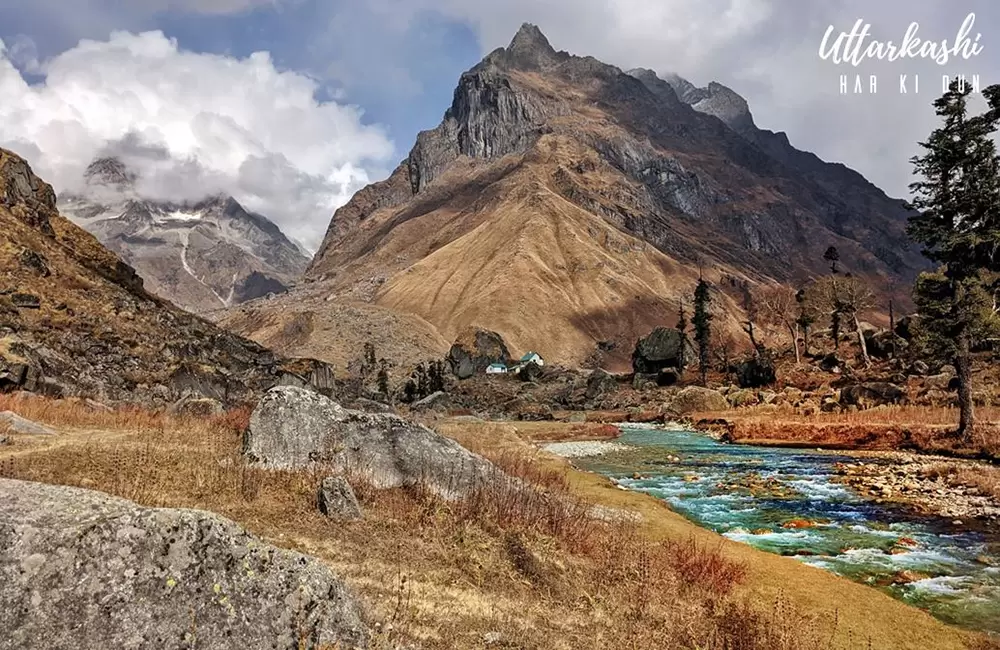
[692,278,713,386]
[908,80,1000,439]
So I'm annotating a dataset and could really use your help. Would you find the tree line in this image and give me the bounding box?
[681,79,1000,440]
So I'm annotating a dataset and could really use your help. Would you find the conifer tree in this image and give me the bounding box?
[908,80,1000,439]
[692,278,712,386]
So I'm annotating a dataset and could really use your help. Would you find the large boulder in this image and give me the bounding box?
[669,386,729,415]
[447,327,511,379]
[839,383,906,409]
[632,328,691,374]
[864,330,908,360]
[0,411,55,435]
[585,368,618,400]
[0,478,367,650]
[245,386,509,500]
[735,355,776,388]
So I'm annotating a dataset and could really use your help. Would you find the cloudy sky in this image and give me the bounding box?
[0,0,997,251]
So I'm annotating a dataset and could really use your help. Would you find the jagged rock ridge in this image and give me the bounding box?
[60,157,309,314]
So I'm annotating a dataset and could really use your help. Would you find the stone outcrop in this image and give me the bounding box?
[0,411,55,435]
[245,386,510,500]
[839,383,906,409]
[668,386,729,415]
[0,149,57,235]
[0,478,368,649]
[585,368,618,400]
[447,328,511,380]
[632,328,690,374]
[317,476,363,522]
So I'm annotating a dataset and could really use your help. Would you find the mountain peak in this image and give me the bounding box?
[504,23,560,69]
[691,82,754,132]
[85,157,136,190]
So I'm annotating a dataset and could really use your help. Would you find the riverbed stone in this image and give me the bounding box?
[669,386,729,415]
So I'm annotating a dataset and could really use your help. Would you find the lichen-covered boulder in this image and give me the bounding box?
[0,478,368,650]
[318,476,363,522]
[669,386,729,415]
[245,386,510,500]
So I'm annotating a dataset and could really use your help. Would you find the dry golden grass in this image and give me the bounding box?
[923,462,1000,502]
[697,405,1000,458]
[0,395,829,650]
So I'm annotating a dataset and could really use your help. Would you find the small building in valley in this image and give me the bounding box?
[507,352,544,373]
[486,363,508,374]
[520,352,544,367]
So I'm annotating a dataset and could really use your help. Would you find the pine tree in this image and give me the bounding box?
[676,299,688,333]
[908,79,1000,439]
[377,359,391,402]
[692,278,713,386]
[823,246,840,274]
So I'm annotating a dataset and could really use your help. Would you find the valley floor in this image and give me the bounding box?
[0,395,991,650]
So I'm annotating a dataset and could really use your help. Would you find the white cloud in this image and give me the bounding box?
[0,30,394,251]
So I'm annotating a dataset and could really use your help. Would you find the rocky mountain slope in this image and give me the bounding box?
[59,158,308,314]
[0,148,333,405]
[235,24,923,370]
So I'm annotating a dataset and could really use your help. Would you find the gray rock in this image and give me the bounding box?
[926,373,954,391]
[353,397,396,414]
[585,369,617,399]
[167,396,225,418]
[318,476,363,521]
[0,478,368,650]
[10,293,41,309]
[669,386,729,415]
[412,390,448,410]
[632,327,690,374]
[245,386,511,500]
[840,383,906,409]
[0,411,55,435]
[447,328,511,379]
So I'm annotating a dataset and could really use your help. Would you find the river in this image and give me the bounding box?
[572,424,1000,634]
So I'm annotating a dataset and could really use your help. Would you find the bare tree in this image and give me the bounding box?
[741,287,763,357]
[757,286,802,364]
[814,275,876,366]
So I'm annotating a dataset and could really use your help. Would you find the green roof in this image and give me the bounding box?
[520,352,541,361]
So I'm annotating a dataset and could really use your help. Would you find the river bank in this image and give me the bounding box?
[683,408,1000,524]
[557,423,1000,637]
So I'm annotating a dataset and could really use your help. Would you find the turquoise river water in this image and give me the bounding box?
[575,424,1000,633]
